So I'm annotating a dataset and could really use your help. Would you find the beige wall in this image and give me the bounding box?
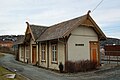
[49,41,65,70]
[30,38,38,64]
[36,43,38,62]
[19,38,38,64]
[68,26,98,61]
[24,46,27,62]
[38,41,65,70]
[19,45,24,61]
[58,41,65,65]
[25,45,31,63]
[38,42,48,68]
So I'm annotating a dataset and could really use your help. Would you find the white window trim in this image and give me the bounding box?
[51,44,57,63]
[41,44,46,61]
[21,46,24,58]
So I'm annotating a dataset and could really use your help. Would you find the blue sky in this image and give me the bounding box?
[0,0,120,39]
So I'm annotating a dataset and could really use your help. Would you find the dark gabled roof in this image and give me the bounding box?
[37,14,88,41]
[37,13,106,41]
[17,11,106,44]
[29,25,48,40]
[14,35,25,45]
[15,24,48,45]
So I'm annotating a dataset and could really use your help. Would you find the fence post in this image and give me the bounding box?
[107,55,108,64]
[117,56,118,66]
[109,52,110,64]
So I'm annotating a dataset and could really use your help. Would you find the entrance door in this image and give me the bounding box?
[32,45,36,64]
[90,42,99,63]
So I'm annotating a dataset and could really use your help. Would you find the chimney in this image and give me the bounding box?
[87,10,91,15]
[26,22,30,27]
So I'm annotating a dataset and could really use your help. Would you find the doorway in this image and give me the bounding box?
[32,45,36,64]
[90,41,99,63]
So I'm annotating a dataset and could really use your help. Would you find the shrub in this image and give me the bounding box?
[65,60,97,73]
[65,61,75,73]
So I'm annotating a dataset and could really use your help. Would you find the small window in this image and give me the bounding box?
[21,45,24,58]
[51,44,57,63]
[41,44,46,61]
[26,45,30,59]
[75,44,84,46]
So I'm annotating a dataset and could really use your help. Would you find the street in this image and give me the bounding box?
[0,53,120,80]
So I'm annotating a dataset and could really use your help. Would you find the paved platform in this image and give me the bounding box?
[0,53,120,80]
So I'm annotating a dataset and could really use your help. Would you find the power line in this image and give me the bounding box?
[92,0,104,12]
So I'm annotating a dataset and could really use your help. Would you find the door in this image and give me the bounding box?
[92,49,97,62]
[90,42,99,63]
[32,45,36,64]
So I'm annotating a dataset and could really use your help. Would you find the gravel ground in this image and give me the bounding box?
[0,53,120,80]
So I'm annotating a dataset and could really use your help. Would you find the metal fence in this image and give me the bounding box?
[101,51,120,65]
[101,45,120,65]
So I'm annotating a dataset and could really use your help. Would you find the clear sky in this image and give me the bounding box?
[0,0,120,39]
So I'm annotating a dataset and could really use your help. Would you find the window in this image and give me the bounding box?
[21,45,24,58]
[51,44,57,63]
[75,44,84,46]
[41,44,46,61]
[26,46,30,59]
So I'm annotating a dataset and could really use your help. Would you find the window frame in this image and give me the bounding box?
[41,43,46,62]
[51,43,58,63]
[21,45,24,59]
[26,45,30,59]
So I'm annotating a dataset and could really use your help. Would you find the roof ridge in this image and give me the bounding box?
[30,24,48,27]
[62,15,88,37]
[37,14,89,41]
[49,14,87,28]
[29,25,48,40]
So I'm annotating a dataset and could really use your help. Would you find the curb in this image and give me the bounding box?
[94,66,120,74]
[16,73,31,80]
[1,65,30,80]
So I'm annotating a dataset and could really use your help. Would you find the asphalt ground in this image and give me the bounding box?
[0,53,120,80]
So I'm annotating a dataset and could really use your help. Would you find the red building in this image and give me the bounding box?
[0,40,13,48]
